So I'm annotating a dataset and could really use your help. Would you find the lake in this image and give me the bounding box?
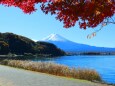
[32,55,115,84]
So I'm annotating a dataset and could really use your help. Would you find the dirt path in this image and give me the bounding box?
[0,65,111,86]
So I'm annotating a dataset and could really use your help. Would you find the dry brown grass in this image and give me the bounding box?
[0,60,101,81]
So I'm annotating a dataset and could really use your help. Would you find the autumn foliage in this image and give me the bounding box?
[0,0,115,29]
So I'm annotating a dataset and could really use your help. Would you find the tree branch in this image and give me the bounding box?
[104,22,115,24]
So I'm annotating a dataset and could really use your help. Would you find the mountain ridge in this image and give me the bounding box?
[41,34,115,52]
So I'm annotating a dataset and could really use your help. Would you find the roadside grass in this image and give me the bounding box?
[0,60,101,82]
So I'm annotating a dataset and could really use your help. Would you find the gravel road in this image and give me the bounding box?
[0,65,111,86]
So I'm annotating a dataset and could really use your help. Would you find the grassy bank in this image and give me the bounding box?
[0,60,101,82]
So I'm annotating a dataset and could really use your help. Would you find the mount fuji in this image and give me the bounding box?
[41,34,115,52]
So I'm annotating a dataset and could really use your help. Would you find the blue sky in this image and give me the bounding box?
[0,5,115,48]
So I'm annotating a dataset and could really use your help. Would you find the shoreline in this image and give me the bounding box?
[0,60,101,81]
[0,54,115,61]
[0,57,115,85]
[0,64,113,86]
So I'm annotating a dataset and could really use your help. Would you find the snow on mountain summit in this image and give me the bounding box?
[42,34,69,42]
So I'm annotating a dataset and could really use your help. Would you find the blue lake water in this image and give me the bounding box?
[32,55,115,84]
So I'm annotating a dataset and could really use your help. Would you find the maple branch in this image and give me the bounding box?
[104,22,115,24]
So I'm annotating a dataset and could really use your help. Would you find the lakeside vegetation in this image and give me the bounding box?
[0,60,101,82]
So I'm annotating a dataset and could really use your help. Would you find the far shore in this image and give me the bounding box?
[0,53,115,62]
[1,52,115,60]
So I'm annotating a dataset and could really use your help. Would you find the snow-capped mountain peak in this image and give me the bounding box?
[42,34,69,42]
[41,34,115,52]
